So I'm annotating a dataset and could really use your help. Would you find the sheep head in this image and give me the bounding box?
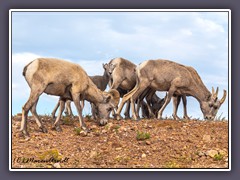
[201,87,227,120]
[97,89,120,126]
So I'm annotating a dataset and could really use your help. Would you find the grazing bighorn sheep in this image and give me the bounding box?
[21,58,120,137]
[106,58,136,118]
[51,63,111,120]
[105,58,150,119]
[115,59,227,120]
[107,58,166,119]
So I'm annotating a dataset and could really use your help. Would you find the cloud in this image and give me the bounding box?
[11,11,229,118]
[195,17,225,33]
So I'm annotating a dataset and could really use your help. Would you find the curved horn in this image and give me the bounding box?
[215,87,219,97]
[212,87,215,95]
[108,89,120,107]
[220,90,227,104]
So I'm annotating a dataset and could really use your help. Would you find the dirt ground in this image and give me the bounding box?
[11,114,229,169]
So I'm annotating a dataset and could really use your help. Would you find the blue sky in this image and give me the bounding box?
[11,10,230,119]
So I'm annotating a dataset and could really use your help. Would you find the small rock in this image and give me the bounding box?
[90,151,97,158]
[115,147,122,151]
[206,150,218,158]
[145,140,151,145]
[141,153,147,158]
[80,131,88,137]
[131,126,137,131]
[218,150,227,156]
[102,129,107,133]
[108,122,113,128]
[203,135,211,142]
[198,151,205,157]
[90,125,97,130]
[53,163,61,168]
[148,125,153,129]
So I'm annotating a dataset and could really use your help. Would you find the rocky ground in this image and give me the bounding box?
[11,114,229,169]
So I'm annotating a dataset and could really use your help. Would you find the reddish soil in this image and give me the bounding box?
[11,115,229,169]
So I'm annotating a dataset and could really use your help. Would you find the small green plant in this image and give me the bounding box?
[62,116,74,125]
[114,155,130,164]
[136,131,150,141]
[74,127,82,135]
[213,153,224,161]
[164,161,180,168]
[38,149,62,161]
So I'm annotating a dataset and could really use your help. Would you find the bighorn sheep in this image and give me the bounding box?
[115,59,227,120]
[105,58,148,118]
[106,58,136,118]
[106,57,166,119]
[21,58,120,137]
[51,63,111,120]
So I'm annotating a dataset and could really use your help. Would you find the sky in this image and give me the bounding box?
[10,10,230,120]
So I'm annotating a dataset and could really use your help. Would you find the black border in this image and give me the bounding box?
[1,0,240,179]
[10,9,230,171]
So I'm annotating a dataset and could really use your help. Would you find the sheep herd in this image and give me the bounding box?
[20,57,227,137]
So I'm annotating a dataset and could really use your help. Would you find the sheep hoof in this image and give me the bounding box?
[183,116,190,120]
[82,127,90,133]
[124,115,130,119]
[52,125,62,132]
[55,126,62,132]
[40,126,48,133]
[172,115,180,120]
[18,130,30,139]
[116,115,123,121]
[132,115,140,121]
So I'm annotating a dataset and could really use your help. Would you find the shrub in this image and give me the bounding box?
[213,153,224,161]
[136,131,150,141]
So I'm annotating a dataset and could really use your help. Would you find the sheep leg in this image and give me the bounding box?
[51,99,60,120]
[172,95,181,120]
[136,88,151,118]
[136,98,141,118]
[52,99,65,132]
[115,90,136,120]
[21,86,44,137]
[182,95,190,119]
[157,89,175,119]
[72,93,88,132]
[115,96,131,120]
[141,101,150,118]
[30,97,47,133]
[123,100,130,119]
[81,99,85,109]
[146,89,157,118]
[130,83,149,120]
[65,100,74,118]
[64,100,69,115]
[91,103,98,121]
